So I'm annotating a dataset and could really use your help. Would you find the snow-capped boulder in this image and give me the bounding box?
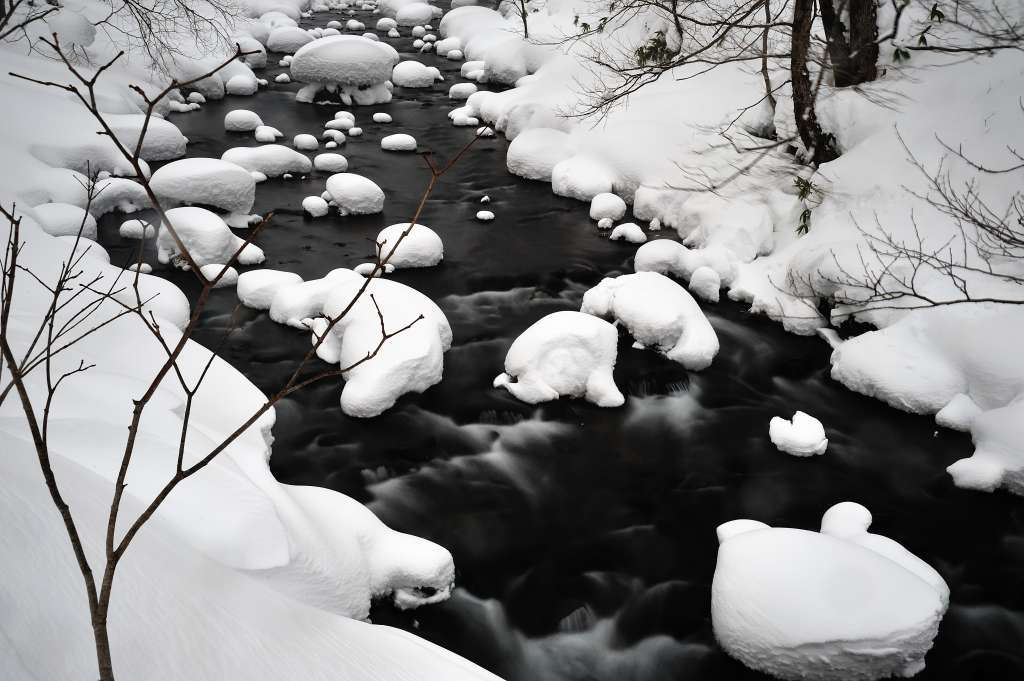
[493,311,624,408]
[391,60,442,88]
[376,223,442,268]
[396,3,434,26]
[325,173,385,215]
[581,272,719,371]
[254,125,284,142]
[769,411,828,456]
[381,133,417,151]
[448,82,477,100]
[150,158,255,219]
[590,192,627,221]
[315,277,453,417]
[267,25,314,53]
[373,112,393,123]
[294,133,319,150]
[237,269,304,310]
[221,145,313,177]
[118,219,155,239]
[268,269,362,327]
[551,156,615,201]
[712,502,949,681]
[292,35,399,105]
[609,223,646,244]
[314,153,349,172]
[688,266,721,302]
[157,207,264,269]
[506,128,571,182]
[302,196,330,217]
[224,109,263,132]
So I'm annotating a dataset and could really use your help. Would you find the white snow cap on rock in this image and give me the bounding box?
[581,272,719,371]
[609,223,646,244]
[372,112,393,123]
[224,109,263,132]
[391,60,442,88]
[255,125,284,142]
[314,153,349,172]
[769,411,828,456]
[268,269,363,328]
[314,277,453,417]
[376,223,442,268]
[302,196,330,217]
[712,502,949,681]
[294,133,319,150]
[237,269,304,310]
[157,207,264,269]
[222,145,313,177]
[150,158,255,218]
[267,25,315,53]
[475,210,494,222]
[590,192,627,221]
[448,83,477,100]
[493,311,624,408]
[325,173,385,215]
[381,133,417,151]
[292,35,399,105]
[506,128,571,182]
[688,266,721,303]
[119,219,155,239]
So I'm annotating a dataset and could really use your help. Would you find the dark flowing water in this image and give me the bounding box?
[99,8,1024,680]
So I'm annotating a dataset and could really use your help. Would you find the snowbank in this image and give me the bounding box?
[581,272,719,371]
[493,311,623,407]
[712,503,948,680]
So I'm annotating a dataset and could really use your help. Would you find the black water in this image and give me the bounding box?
[101,8,1024,680]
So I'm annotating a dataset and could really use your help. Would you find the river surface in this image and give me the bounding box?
[99,7,1024,680]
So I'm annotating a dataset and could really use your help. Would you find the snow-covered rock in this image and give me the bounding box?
[198,263,239,288]
[237,269,305,310]
[221,145,313,178]
[609,223,646,244]
[267,25,314,53]
[268,269,362,328]
[315,277,453,417]
[551,156,615,202]
[314,153,349,172]
[254,125,284,142]
[712,503,949,681]
[292,35,399,105]
[325,173,385,215]
[302,196,330,217]
[493,311,624,408]
[150,158,255,218]
[294,133,319,150]
[590,192,627,221]
[396,3,433,26]
[381,133,417,151]
[475,210,494,222]
[157,207,264,269]
[372,112,393,123]
[224,109,263,132]
[506,128,571,182]
[581,272,719,371]
[688,266,721,303]
[448,83,477,100]
[769,411,828,457]
[391,60,442,88]
[376,223,442,268]
[119,219,155,239]
[32,203,97,239]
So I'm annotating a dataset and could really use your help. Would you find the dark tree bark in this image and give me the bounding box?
[792,0,839,164]
[820,0,879,86]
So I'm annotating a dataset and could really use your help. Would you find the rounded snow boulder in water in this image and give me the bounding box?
[150,158,255,216]
[581,271,719,371]
[396,2,434,26]
[493,311,624,408]
[267,25,314,53]
[609,222,646,244]
[224,109,263,132]
[391,60,442,88]
[221,145,313,177]
[688,265,721,302]
[313,153,349,172]
[712,502,949,681]
[325,172,385,215]
[380,133,417,151]
[590,192,627,221]
[157,207,264,269]
[552,155,615,201]
[376,223,442,268]
[769,411,828,456]
[506,128,571,181]
[291,35,399,105]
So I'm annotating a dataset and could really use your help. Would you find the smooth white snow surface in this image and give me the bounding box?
[712,503,949,681]
[589,192,627,221]
[582,272,719,371]
[769,411,828,457]
[292,35,399,105]
[149,158,255,217]
[222,145,313,177]
[157,207,264,269]
[609,223,646,244]
[224,109,264,132]
[391,60,442,88]
[381,133,417,151]
[314,153,349,172]
[325,173,385,215]
[376,223,443,268]
[493,311,624,407]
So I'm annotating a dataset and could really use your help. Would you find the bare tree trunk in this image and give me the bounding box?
[791,0,839,164]
[518,0,529,39]
[820,0,879,86]
[761,0,776,112]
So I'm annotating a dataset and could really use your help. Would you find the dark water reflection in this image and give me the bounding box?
[98,7,1024,680]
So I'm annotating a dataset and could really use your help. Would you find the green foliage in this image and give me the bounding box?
[634,30,673,67]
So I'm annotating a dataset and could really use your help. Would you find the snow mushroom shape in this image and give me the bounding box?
[493,311,624,407]
[325,172,385,215]
[376,223,442,268]
[149,158,255,215]
[581,271,719,371]
[291,35,399,105]
[712,503,949,681]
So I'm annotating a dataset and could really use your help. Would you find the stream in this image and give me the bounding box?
[98,6,1024,680]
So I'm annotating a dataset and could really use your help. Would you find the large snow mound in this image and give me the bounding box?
[376,223,443,268]
[712,502,949,681]
[581,272,719,371]
[150,158,255,216]
[493,310,624,407]
[292,36,399,105]
[314,277,453,417]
